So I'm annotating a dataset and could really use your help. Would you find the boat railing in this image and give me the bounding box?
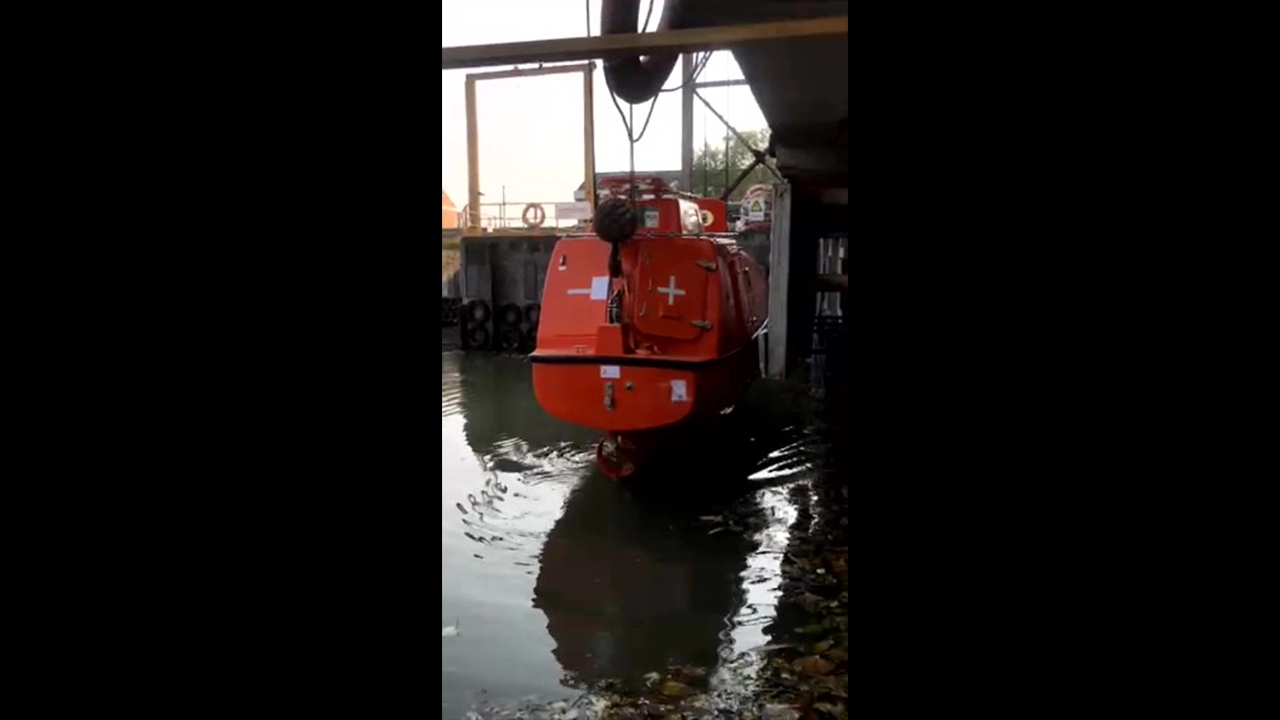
[460,200,593,233]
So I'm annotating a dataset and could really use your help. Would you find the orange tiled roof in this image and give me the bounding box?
[441,190,459,229]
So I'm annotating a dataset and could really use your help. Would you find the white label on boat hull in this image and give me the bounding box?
[600,365,621,379]
[671,380,688,403]
[590,276,610,300]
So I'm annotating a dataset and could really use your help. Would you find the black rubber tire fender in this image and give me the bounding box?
[499,302,523,328]
[467,324,491,350]
[498,327,523,352]
[467,299,491,324]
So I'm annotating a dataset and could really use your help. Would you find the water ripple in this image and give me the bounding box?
[442,351,832,717]
[442,352,464,418]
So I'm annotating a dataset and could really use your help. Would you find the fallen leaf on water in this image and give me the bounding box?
[792,656,836,676]
[669,665,708,682]
[812,701,845,717]
[823,648,849,666]
[659,680,694,698]
[761,704,802,720]
[827,554,848,576]
[808,673,848,698]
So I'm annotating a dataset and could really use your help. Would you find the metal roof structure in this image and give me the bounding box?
[440,5,847,191]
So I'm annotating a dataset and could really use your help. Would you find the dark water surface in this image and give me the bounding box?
[441,351,820,718]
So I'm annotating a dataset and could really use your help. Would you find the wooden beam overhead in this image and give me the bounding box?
[464,63,595,82]
[441,16,848,71]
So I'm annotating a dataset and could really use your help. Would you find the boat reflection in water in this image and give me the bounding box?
[533,472,760,691]
[531,387,815,694]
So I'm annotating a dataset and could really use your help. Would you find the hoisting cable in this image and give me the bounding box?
[659,52,712,93]
[694,88,786,186]
[604,1,711,149]
[598,2,714,285]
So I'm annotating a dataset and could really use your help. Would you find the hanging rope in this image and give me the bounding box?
[660,52,712,94]
[628,106,636,202]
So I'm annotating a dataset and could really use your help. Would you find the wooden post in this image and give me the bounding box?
[463,63,598,233]
[583,65,597,215]
[680,53,695,193]
[464,77,480,231]
[767,183,792,379]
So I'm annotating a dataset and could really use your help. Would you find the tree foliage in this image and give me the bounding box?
[690,129,775,201]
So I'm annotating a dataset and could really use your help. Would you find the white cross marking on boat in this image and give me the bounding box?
[657,276,685,305]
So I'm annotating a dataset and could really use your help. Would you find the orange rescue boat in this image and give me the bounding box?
[530,178,769,479]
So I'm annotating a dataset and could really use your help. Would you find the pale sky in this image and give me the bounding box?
[441,0,768,208]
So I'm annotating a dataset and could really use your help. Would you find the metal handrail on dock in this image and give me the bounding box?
[461,201,591,233]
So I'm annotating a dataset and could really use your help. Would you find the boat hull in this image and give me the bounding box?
[530,343,760,479]
[532,345,755,431]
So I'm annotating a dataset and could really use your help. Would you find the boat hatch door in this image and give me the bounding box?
[634,241,712,341]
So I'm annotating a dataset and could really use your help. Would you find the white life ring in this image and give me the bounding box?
[700,209,716,228]
[522,203,547,228]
